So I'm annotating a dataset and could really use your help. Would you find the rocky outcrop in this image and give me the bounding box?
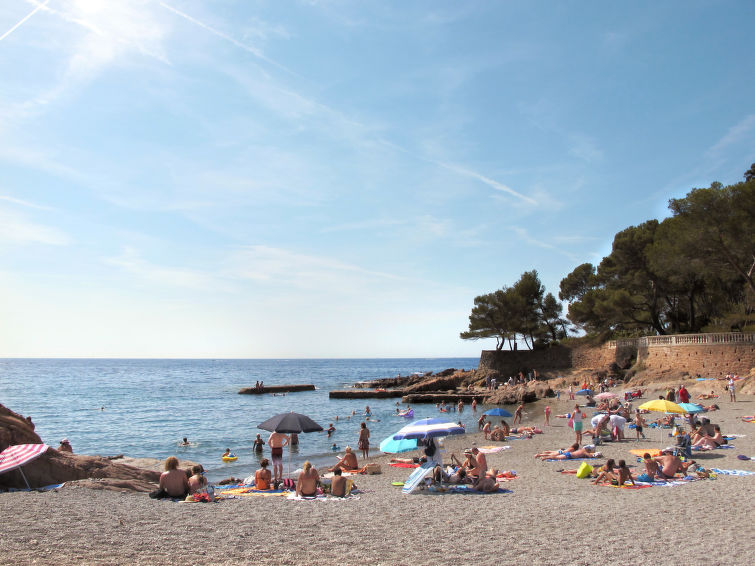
[402,371,473,393]
[1,404,160,492]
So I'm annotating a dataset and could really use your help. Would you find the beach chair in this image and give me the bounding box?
[674,432,692,460]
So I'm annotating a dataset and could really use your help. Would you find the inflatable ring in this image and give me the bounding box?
[222,455,238,462]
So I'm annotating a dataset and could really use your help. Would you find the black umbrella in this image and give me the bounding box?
[258,412,323,480]
[258,412,323,433]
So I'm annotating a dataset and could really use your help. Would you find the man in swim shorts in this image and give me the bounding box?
[268,431,290,482]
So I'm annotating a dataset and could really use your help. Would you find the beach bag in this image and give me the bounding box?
[575,462,593,479]
[637,473,652,483]
[364,463,381,475]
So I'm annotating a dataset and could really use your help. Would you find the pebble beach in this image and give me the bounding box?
[2,393,754,566]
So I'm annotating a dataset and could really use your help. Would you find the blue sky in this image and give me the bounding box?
[1,1,753,358]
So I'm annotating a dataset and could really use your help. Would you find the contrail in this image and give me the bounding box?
[158,1,294,75]
[0,0,49,42]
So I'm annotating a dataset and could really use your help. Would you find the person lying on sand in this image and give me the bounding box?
[534,444,599,460]
[329,446,359,472]
[697,391,718,400]
[390,456,427,465]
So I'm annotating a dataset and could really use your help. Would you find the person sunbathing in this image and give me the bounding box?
[188,465,207,494]
[642,453,664,480]
[296,461,319,497]
[490,425,506,442]
[534,443,598,460]
[697,391,718,400]
[592,459,616,484]
[329,446,359,472]
[472,471,499,492]
[510,426,542,435]
[254,459,272,490]
[701,404,720,411]
[390,456,427,465]
[653,450,694,478]
[692,425,726,449]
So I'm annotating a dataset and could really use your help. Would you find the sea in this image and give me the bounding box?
[0,358,483,482]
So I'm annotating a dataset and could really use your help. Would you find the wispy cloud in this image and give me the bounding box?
[0,206,70,246]
[0,195,52,210]
[511,226,578,260]
[225,245,403,289]
[158,1,294,75]
[436,161,538,205]
[706,113,755,158]
[0,0,48,42]
[104,246,219,291]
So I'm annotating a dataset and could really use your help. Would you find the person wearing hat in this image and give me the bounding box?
[58,438,73,453]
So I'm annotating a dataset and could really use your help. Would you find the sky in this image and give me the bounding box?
[0,0,753,359]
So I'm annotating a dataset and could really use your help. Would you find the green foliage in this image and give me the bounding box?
[460,270,567,350]
[560,175,755,339]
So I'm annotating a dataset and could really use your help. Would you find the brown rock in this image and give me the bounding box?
[1,403,160,491]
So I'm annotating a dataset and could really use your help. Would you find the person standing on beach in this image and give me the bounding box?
[268,431,290,482]
[571,404,584,444]
[544,405,551,426]
[358,421,370,459]
[728,377,736,402]
[512,404,524,425]
[568,385,574,400]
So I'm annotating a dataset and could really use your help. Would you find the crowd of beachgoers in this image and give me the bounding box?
[2,372,753,565]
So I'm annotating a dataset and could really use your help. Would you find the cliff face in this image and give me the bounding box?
[1,404,160,491]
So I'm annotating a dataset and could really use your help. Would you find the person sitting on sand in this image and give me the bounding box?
[616,460,635,486]
[254,458,272,490]
[58,438,73,453]
[188,465,207,494]
[330,468,347,497]
[692,425,726,449]
[534,443,599,460]
[643,453,664,480]
[653,450,695,478]
[450,451,477,473]
[592,459,617,484]
[500,420,511,437]
[329,446,359,472]
[463,447,487,479]
[472,470,499,492]
[296,461,319,497]
[160,456,189,498]
[490,425,506,442]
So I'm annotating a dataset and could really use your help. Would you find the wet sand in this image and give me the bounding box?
[2,392,754,565]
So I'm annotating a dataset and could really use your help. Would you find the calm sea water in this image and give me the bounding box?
[0,358,480,482]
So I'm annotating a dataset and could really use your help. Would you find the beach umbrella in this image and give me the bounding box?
[576,389,593,395]
[677,402,705,414]
[0,443,49,489]
[257,412,323,433]
[393,418,465,440]
[638,399,686,414]
[379,435,418,454]
[483,408,513,418]
[594,392,617,400]
[258,412,323,479]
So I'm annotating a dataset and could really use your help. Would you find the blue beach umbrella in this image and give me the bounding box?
[677,402,705,414]
[379,435,418,454]
[483,408,513,418]
[393,418,466,440]
[576,389,593,396]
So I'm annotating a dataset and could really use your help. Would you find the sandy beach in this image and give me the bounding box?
[2,391,754,566]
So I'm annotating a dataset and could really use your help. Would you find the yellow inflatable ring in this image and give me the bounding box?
[222,455,238,462]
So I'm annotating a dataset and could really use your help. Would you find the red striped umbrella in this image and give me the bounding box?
[0,444,49,489]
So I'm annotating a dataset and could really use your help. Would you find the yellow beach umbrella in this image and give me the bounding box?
[638,399,686,414]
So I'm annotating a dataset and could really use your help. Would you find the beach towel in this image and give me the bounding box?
[286,493,360,501]
[389,462,419,468]
[629,448,661,457]
[217,487,289,498]
[478,446,511,454]
[425,485,513,495]
[709,468,755,476]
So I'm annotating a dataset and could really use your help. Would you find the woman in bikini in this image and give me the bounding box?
[296,461,319,497]
[534,443,597,460]
[254,458,272,490]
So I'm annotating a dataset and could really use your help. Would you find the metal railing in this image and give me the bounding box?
[607,333,754,349]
